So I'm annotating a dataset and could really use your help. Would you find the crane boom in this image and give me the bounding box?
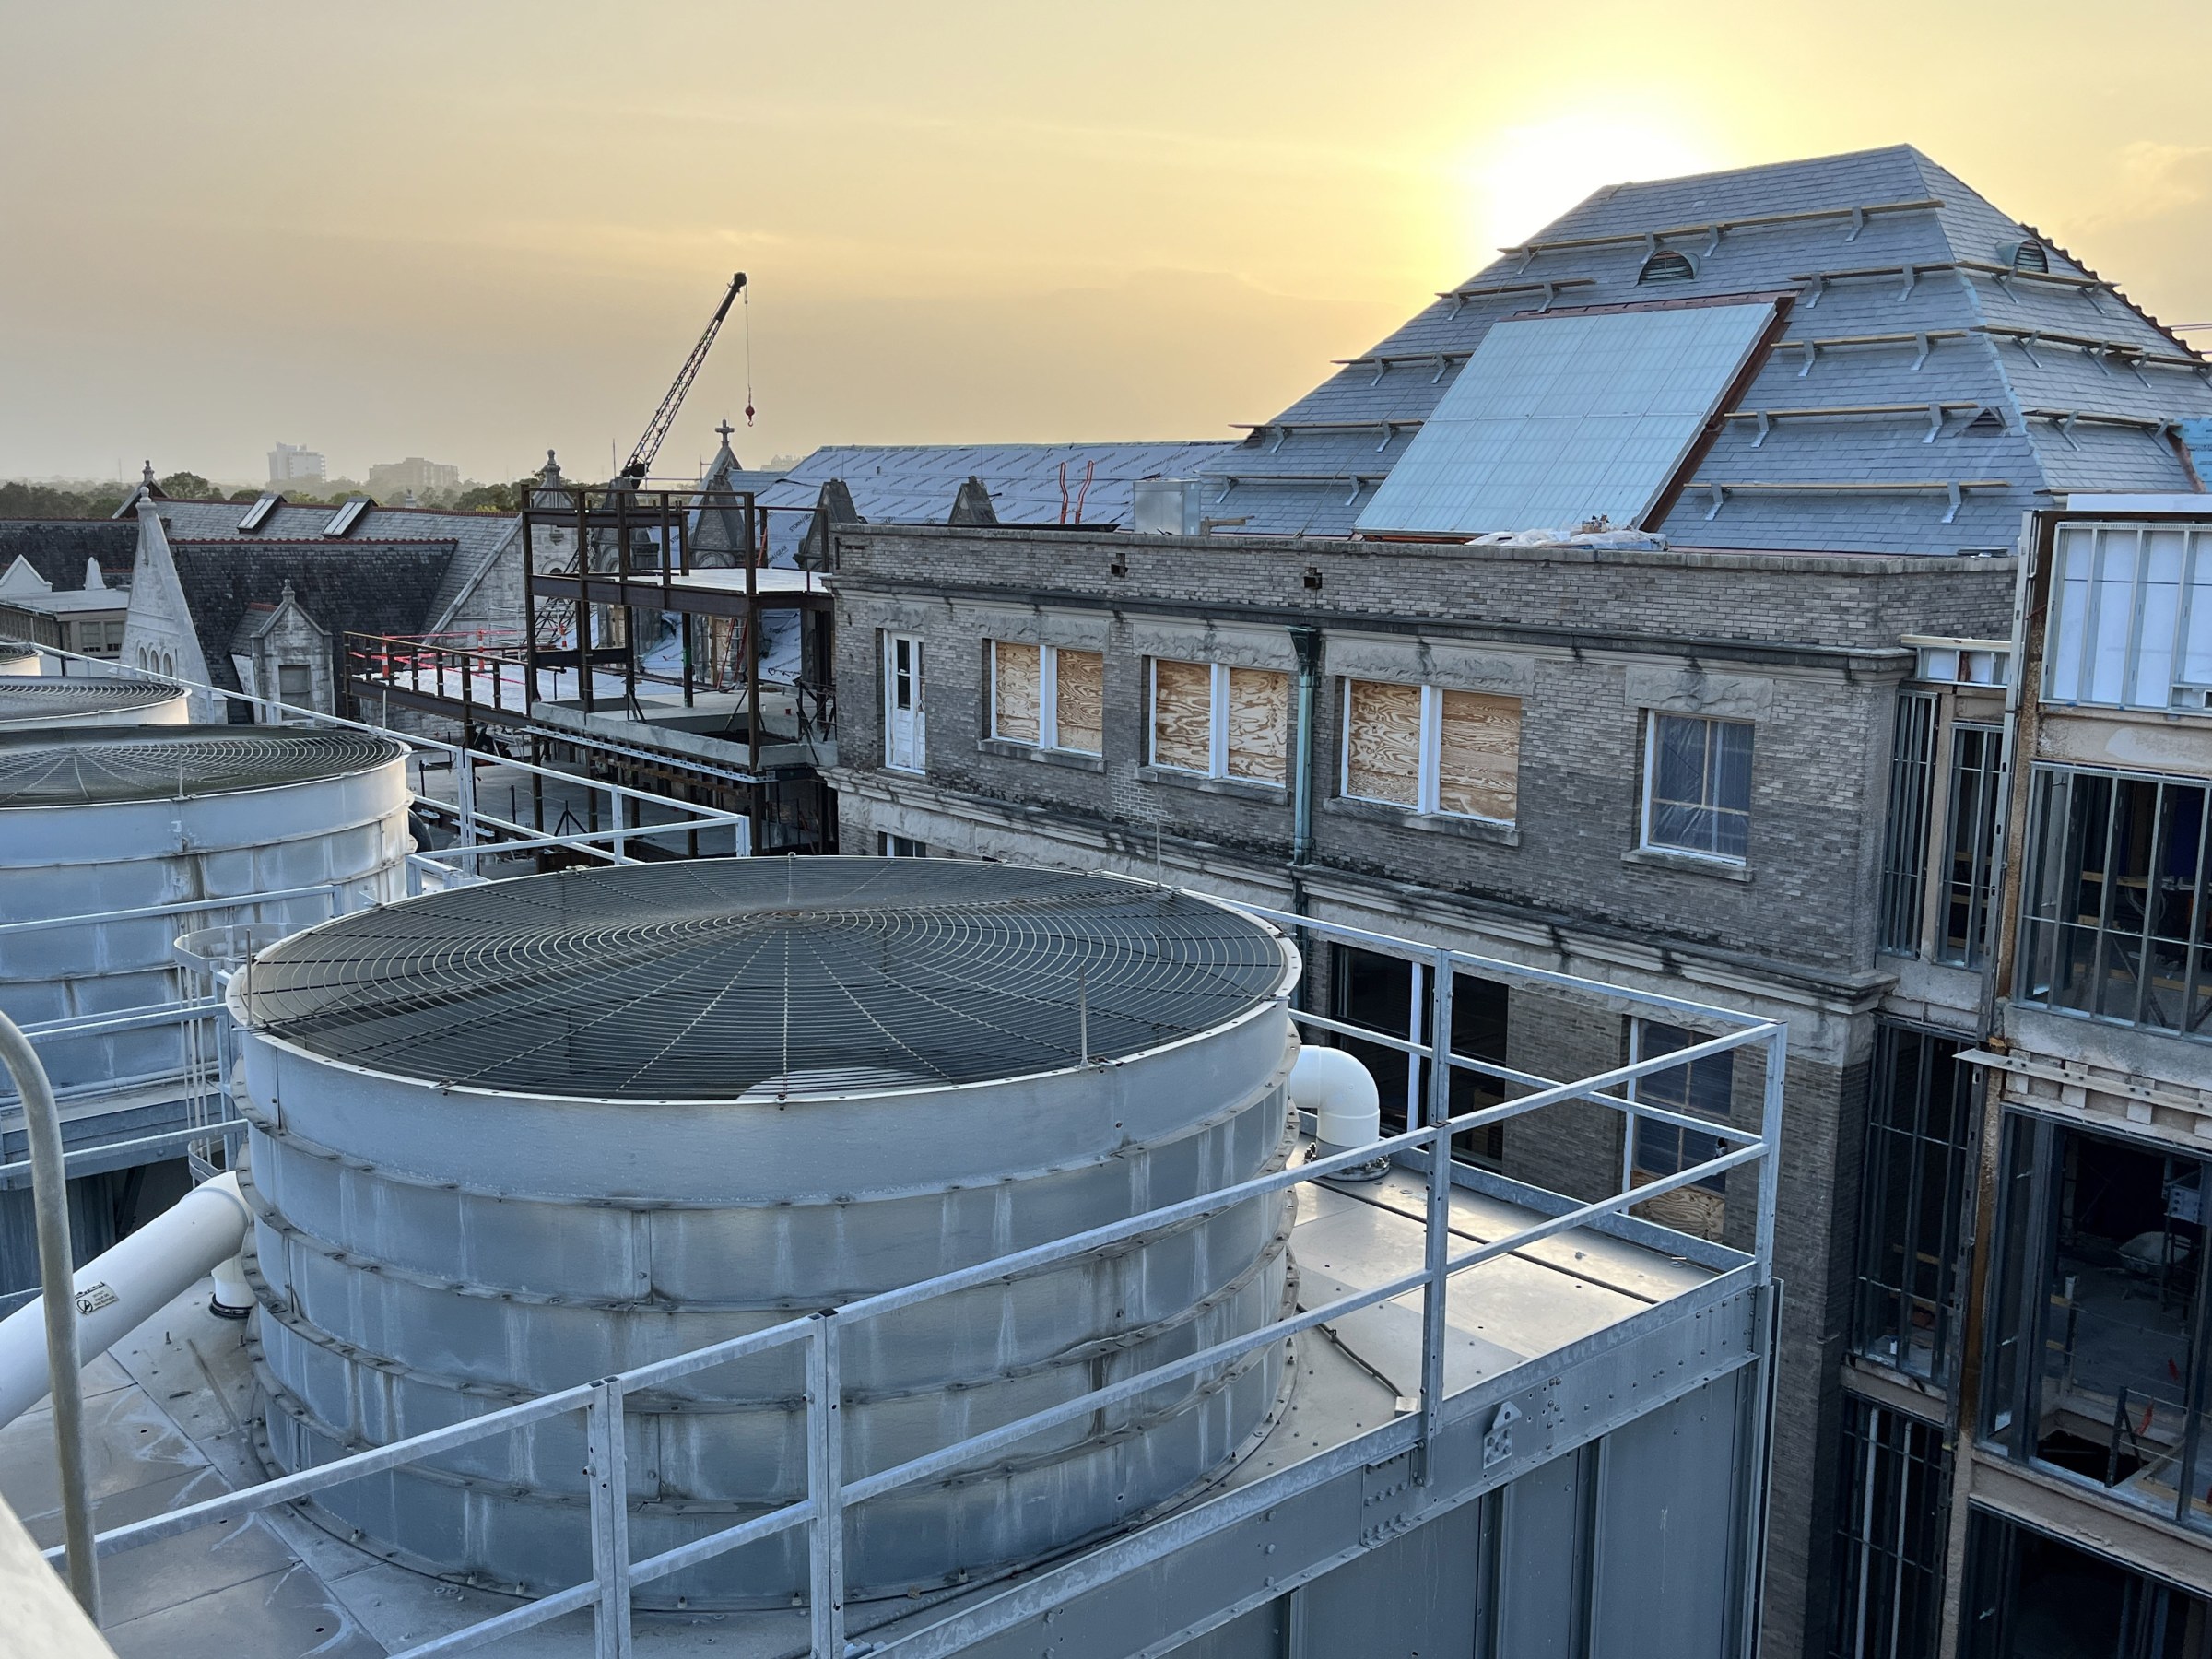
[618,271,746,482]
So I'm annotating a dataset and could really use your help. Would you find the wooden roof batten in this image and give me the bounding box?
[1503,196,1945,266]
[1692,477,2018,524]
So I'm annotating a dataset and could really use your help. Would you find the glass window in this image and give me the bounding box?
[1878,692,1939,956]
[1963,1508,2212,1659]
[1326,944,1509,1169]
[1984,1115,2212,1536]
[1626,1018,1733,1241]
[2044,522,2212,713]
[1643,713,1752,861]
[1853,1025,1974,1381]
[883,633,924,771]
[2017,767,2212,1040]
[1940,724,2005,968]
[1342,681,1520,822]
[1829,1398,1947,1659]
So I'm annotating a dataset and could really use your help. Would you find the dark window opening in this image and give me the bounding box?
[1638,249,1697,284]
[1878,692,1939,955]
[1828,1397,1948,1659]
[2017,768,2212,1039]
[1853,1024,1974,1380]
[1964,1508,2212,1658]
[1327,944,1509,1169]
[1985,1115,2212,1535]
[1940,724,2005,967]
[1627,1018,1734,1241]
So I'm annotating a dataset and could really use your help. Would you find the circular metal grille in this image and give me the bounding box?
[0,726,408,807]
[242,859,1295,1100]
[0,677,183,725]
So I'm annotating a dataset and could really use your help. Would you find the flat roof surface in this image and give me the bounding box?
[0,1156,1720,1658]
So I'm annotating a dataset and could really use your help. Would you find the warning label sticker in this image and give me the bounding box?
[74,1283,118,1317]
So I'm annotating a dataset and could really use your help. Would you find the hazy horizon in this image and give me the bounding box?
[5,1,2207,488]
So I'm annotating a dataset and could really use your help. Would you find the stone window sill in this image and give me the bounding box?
[1135,765,1286,805]
[976,737,1106,774]
[1622,845,1752,883]
[1322,794,1520,848]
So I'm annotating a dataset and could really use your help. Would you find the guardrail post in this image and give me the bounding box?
[585,1376,633,1659]
[453,748,479,879]
[806,1312,846,1657]
[1755,1023,1785,1270]
[611,788,629,863]
[1416,947,1453,1487]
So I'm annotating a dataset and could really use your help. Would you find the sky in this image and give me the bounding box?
[3,1,2208,488]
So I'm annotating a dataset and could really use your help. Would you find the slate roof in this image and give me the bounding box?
[1200,145,2212,552]
[724,440,1234,563]
[166,540,453,693]
[0,521,136,590]
[147,497,518,626]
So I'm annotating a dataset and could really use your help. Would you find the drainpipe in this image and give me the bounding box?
[1288,626,1324,1006]
[0,1012,98,1622]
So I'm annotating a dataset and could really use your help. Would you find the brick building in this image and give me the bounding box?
[814,146,2212,1656]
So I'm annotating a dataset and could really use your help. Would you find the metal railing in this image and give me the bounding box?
[37,905,1783,1659]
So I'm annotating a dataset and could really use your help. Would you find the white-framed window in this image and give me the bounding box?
[878,833,929,857]
[1340,679,1520,822]
[1148,658,1288,784]
[1641,712,1752,861]
[988,641,1103,755]
[1623,1018,1734,1243]
[883,632,925,772]
[2045,521,2212,712]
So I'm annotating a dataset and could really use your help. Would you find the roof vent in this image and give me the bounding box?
[322,497,373,537]
[2002,240,2049,275]
[1962,407,2006,435]
[238,493,284,533]
[1637,250,1698,284]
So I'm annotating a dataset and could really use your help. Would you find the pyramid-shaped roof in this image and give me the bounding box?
[1200,145,2212,552]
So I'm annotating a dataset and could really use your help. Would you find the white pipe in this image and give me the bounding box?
[0,1173,252,1430]
[1288,1044,1389,1180]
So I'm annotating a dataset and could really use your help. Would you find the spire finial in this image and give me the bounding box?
[141,460,156,487]
[715,419,735,444]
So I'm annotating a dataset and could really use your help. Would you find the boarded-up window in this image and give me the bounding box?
[1226,668,1288,784]
[992,641,1041,742]
[1344,678,1521,821]
[1054,649,1103,754]
[1436,690,1519,820]
[1344,680,1420,807]
[1151,659,1212,772]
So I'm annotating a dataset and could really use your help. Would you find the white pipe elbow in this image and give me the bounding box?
[1288,1044,1382,1158]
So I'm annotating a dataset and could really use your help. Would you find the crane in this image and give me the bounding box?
[618,271,747,483]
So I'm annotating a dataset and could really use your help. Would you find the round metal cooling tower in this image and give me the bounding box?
[233,858,1300,1608]
[0,676,189,727]
[0,725,412,1105]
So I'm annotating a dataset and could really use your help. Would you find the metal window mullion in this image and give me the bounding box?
[2171,1150,2212,1531]
[2133,782,2164,1030]
[2184,782,2212,1036]
[1638,711,1656,850]
[1932,1052,1971,1384]
[2009,1117,2058,1460]
[2128,527,2154,709]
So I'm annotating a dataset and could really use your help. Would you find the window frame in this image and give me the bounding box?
[1829,1396,1949,1659]
[2043,521,2212,714]
[988,639,1102,756]
[1147,658,1286,784]
[882,631,926,773]
[1340,677,1519,825]
[1851,1023,1974,1382]
[1640,711,1754,864]
[1622,1018,1735,1197]
[1877,692,1940,956]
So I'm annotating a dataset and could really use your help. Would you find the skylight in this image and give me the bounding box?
[238,493,283,533]
[1353,300,1779,537]
[322,497,372,537]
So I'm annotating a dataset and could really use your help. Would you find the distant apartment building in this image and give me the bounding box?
[815,145,2212,1659]
[367,455,462,496]
[267,441,326,486]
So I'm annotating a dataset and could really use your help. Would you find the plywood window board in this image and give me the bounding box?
[1151,659,1213,773]
[1343,678,1521,822]
[1227,668,1288,784]
[1054,649,1104,754]
[993,641,1041,743]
